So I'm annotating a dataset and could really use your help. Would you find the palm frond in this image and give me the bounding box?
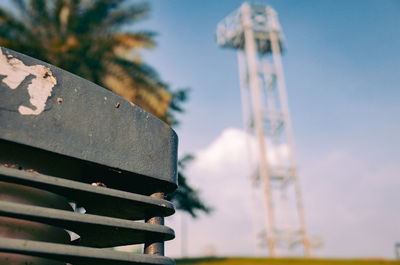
[76,0,122,33]
[0,8,26,33]
[113,32,156,50]
[27,0,51,27]
[168,155,212,218]
[101,3,150,30]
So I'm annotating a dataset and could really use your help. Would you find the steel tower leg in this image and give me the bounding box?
[242,3,276,257]
[268,15,311,256]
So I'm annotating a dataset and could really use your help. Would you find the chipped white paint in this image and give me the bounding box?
[0,49,57,115]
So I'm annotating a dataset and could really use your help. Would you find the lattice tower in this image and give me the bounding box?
[216,2,311,257]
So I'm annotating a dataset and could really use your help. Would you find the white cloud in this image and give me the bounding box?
[166,128,400,259]
[166,128,257,257]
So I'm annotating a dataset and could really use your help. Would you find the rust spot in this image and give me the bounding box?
[0,163,17,168]
[25,169,39,174]
[115,102,120,108]
[43,71,50,79]
[56,97,63,104]
[91,182,107,187]
[0,164,39,174]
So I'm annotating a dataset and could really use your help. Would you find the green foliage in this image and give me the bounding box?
[169,155,212,218]
[0,0,184,125]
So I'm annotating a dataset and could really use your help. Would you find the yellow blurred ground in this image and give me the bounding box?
[176,257,400,265]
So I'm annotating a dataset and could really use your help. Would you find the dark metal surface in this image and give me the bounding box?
[0,47,178,190]
[0,47,178,264]
[0,201,174,248]
[0,166,175,220]
[0,238,175,265]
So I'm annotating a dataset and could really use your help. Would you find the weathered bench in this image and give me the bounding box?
[0,47,177,265]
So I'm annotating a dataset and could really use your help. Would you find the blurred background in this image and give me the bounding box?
[1,0,399,262]
[137,0,400,259]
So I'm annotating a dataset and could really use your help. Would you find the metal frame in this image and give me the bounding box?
[217,3,311,257]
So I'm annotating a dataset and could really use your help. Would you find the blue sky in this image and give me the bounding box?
[136,0,400,259]
[138,0,400,162]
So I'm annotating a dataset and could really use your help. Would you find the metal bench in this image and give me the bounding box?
[0,47,178,265]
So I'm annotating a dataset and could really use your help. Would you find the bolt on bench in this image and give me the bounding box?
[0,47,178,265]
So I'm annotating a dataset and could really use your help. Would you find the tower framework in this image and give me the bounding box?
[217,3,311,257]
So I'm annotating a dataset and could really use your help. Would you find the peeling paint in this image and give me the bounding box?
[0,49,57,115]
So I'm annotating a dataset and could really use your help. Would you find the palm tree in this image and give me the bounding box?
[169,154,211,218]
[0,0,210,216]
[0,0,185,125]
